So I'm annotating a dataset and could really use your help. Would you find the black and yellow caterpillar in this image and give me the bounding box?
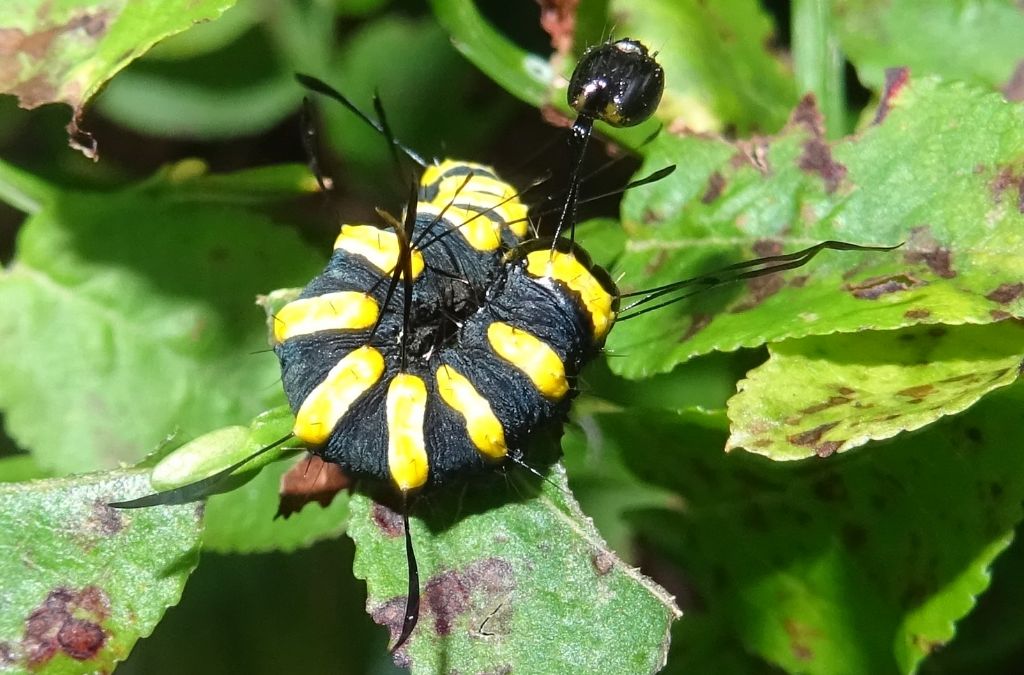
[113,37,891,654]
[270,161,614,492]
[272,38,662,495]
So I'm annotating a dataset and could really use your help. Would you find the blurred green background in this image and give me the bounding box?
[3,0,1024,673]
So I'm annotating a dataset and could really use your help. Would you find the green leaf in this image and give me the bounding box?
[925,526,1024,672]
[318,15,513,191]
[93,0,335,141]
[121,401,349,554]
[0,161,322,475]
[588,386,1024,673]
[0,454,49,483]
[834,0,1024,93]
[792,0,846,137]
[0,0,237,155]
[149,407,298,491]
[727,322,1024,460]
[349,463,679,674]
[427,0,662,151]
[202,454,350,555]
[608,78,1024,379]
[609,0,798,133]
[0,468,203,673]
[429,0,550,108]
[121,540,396,674]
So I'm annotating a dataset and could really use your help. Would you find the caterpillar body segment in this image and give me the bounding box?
[274,159,559,490]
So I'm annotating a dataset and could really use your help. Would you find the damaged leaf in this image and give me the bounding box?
[834,0,1024,95]
[0,468,203,673]
[588,386,1024,673]
[727,322,1024,460]
[349,463,679,674]
[0,0,237,156]
[608,79,1024,379]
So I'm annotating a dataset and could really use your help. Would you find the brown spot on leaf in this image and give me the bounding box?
[784,618,816,661]
[990,165,1024,214]
[904,226,955,278]
[425,558,515,637]
[837,386,855,396]
[800,138,847,193]
[424,570,471,636]
[846,273,925,299]
[1003,60,1024,102]
[987,282,1024,304]
[788,422,839,447]
[276,454,350,519]
[788,94,824,135]
[788,94,847,192]
[591,551,615,576]
[991,309,1013,321]
[789,274,808,288]
[87,501,123,536]
[815,441,842,458]
[0,642,14,665]
[22,587,109,667]
[7,73,58,109]
[679,313,712,342]
[701,171,726,203]
[799,396,852,415]
[0,10,112,108]
[752,238,783,257]
[873,67,910,124]
[898,384,934,400]
[730,138,771,174]
[537,0,577,53]
[731,274,784,312]
[904,309,931,320]
[57,619,105,660]
[371,599,413,667]
[371,503,404,538]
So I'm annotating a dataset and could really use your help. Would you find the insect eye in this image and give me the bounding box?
[567,38,665,128]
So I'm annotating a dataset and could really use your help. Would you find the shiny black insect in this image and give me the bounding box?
[556,38,664,241]
[112,36,893,655]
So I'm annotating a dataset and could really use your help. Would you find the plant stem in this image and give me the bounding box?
[792,0,846,138]
[0,159,55,215]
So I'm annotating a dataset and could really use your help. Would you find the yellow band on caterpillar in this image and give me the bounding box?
[273,292,379,343]
[293,346,385,445]
[430,189,529,241]
[333,224,424,279]
[487,322,569,400]
[420,160,498,193]
[435,364,507,460]
[421,161,529,239]
[525,250,616,339]
[417,202,505,252]
[386,374,430,492]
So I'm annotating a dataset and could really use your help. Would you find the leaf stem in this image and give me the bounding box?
[429,0,549,108]
[792,0,846,138]
[0,159,55,215]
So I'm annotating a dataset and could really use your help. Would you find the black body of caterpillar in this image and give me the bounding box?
[111,36,896,657]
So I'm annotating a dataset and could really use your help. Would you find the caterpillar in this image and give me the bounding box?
[112,37,893,655]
